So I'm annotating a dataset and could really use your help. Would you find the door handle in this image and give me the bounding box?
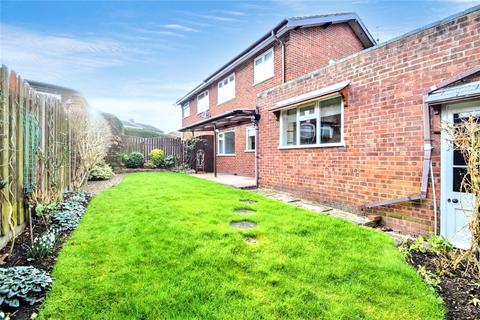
[452,198,459,203]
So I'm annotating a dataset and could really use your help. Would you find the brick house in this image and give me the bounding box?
[178,6,480,248]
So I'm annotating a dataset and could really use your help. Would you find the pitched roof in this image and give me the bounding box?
[175,12,375,105]
[426,81,480,104]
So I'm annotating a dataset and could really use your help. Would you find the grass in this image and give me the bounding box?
[39,173,444,319]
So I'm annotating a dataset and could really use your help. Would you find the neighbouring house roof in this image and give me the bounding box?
[179,109,258,132]
[426,81,480,104]
[26,80,79,96]
[175,12,375,106]
[269,80,350,112]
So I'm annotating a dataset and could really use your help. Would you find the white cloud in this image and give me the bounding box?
[162,24,198,32]
[0,24,137,82]
[200,15,239,22]
[89,97,182,132]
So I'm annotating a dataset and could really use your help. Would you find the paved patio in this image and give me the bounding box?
[189,173,257,189]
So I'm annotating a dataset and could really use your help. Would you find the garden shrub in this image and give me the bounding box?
[51,192,91,231]
[144,160,156,169]
[0,266,52,308]
[163,155,175,168]
[88,160,115,181]
[125,152,145,168]
[29,229,58,259]
[149,149,165,168]
[35,201,57,217]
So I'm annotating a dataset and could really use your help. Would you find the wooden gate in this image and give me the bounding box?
[194,135,213,173]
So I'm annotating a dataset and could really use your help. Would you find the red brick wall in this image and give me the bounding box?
[216,124,255,177]
[285,24,366,81]
[181,23,367,176]
[256,10,480,235]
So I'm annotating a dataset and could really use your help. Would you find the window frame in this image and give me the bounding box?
[217,130,236,156]
[182,102,190,118]
[253,48,274,85]
[245,126,256,152]
[279,95,345,149]
[197,90,209,114]
[217,73,236,105]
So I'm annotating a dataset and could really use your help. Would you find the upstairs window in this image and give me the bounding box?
[182,102,190,118]
[218,73,235,105]
[254,48,274,84]
[218,131,235,155]
[280,96,343,147]
[197,90,209,113]
[245,127,256,151]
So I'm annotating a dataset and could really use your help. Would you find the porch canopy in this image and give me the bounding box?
[426,81,480,104]
[179,109,258,132]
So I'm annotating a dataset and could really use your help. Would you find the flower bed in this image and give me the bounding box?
[0,191,92,319]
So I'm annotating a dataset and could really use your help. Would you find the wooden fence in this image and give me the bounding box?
[122,135,184,162]
[0,66,70,241]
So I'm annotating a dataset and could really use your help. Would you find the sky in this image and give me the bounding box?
[1,0,479,132]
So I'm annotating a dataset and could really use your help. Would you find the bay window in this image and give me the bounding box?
[280,96,343,148]
[218,131,235,155]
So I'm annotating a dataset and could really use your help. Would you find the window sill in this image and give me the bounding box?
[217,154,236,157]
[253,75,274,86]
[244,149,255,153]
[197,109,209,115]
[278,142,346,150]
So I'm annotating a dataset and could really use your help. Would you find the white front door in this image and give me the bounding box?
[440,101,479,249]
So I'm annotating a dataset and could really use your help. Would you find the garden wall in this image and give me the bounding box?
[0,65,71,247]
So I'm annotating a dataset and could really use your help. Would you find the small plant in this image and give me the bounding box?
[417,265,441,291]
[125,152,145,168]
[0,266,52,308]
[149,149,165,168]
[35,201,57,217]
[88,160,115,181]
[144,160,156,169]
[163,155,175,168]
[28,229,58,259]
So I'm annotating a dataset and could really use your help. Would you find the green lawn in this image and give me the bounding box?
[39,173,444,319]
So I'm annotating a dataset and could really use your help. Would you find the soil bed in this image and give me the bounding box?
[410,250,479,320]
[0,218,74,319]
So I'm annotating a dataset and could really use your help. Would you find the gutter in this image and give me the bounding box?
[361,66,480,211]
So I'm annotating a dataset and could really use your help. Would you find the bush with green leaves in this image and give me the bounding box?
[144,160,156,169]
[88,160,115,181]
[35,201,57,217]
[28,229,58,259]
[125,152,145,168]
[51,192,92,231]
[163,155,175,168]
[0,266,52,308]
[149,149,165,168]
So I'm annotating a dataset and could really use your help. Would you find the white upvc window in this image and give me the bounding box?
[217,131,235,155]
[254,48,274,84]
[245,127,256,152]
[182,102,190,118]
[197,90,209,114]
[279,96,344,148]
[217,73,235,105]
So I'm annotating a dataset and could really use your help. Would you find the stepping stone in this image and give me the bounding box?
[244,236,258,244]
[234,209,256,215]
[230,221,257,229]
[240,200,257,204]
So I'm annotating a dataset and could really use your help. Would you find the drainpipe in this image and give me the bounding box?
[213,125,217,178]
[272,31,285,83]
[253,107,260,188]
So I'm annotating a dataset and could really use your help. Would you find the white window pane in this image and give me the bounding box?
[255,58,263,66]
[320,97,342,143]
[225,132,235,154]
[299,105,315,117]
[300,118,317,145]
[282,109,297,146]
[264,51,273,61]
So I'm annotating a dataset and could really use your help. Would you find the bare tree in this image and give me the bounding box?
[444,114,479,277]
[69,105,112,190]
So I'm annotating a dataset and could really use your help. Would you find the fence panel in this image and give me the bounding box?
[121,135,184,162]
[0,65,70,240]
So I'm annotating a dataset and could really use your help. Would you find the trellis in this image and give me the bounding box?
[0,65,71,241]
